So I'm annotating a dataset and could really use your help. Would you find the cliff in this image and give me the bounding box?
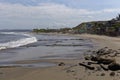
[73,15,120,36]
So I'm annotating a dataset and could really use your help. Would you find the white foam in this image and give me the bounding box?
[0,32,37,50]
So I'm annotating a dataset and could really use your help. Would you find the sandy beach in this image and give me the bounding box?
[0,34,120,80]
[79,34,120,50]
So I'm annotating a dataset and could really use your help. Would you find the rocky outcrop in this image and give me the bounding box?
[80,47,120,71]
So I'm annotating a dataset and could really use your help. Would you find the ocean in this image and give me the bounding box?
[0,30,95,67]
[0,31,37,50]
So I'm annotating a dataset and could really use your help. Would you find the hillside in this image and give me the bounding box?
[73,15,120,36]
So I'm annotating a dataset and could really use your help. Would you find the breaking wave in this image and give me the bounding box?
[0,32,37,50]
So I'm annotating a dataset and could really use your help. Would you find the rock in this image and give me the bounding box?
[84,56,91,60]
[0,72,3,74]
[95,47,119,56]
[82,47,120,75]
[91,56,114,65]
[97,58,115,65]
[91,56,99,61]
[66,70,75,73]
[87,62,98,65]
[96,66,102,71]
[110,72,115,76]
[96,47,108,55]
[79,63,95,70]
[99,64,109,71]
[101,73,105,76]
[108,50,119,57]
[93,48,120,57]
[108,62,120,71]
[58,62,65,66]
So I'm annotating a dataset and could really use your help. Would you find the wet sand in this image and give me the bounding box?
[0,34,120,80]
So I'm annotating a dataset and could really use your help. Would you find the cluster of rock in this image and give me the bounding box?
[80,47,120,71]
[57,47,120,80]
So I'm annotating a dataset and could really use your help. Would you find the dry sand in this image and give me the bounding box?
[0,34,120,80]
[79,34,120,50]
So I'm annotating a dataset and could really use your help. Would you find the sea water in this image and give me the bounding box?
[0,30,94,67]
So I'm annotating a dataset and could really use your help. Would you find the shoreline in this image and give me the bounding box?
[79,34,120,50]
[0,34,120,80]
[34,32,120,49]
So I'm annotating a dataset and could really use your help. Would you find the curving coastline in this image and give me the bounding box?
[0,34,119,80]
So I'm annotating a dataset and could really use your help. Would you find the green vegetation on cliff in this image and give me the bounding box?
[33,28,72,33]
[73,15,120,36]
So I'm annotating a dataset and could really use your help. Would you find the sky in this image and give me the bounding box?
[0,0,120,29]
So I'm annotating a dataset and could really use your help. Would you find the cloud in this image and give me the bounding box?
[102,8,120,13]
[0,2,119,29]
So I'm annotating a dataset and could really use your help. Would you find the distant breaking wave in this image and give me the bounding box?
[0,32,37,50]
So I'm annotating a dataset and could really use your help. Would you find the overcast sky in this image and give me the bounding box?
[0,0,120,29]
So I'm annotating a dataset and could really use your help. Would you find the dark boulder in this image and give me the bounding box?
[108,63,120,71]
